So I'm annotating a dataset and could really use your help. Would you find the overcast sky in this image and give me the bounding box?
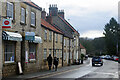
[31,0,119,39]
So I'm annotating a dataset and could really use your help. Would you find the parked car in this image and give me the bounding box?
[113,56,119,61]
[105,55,111,60]
[100,55,106,59]
[92,56,103,66]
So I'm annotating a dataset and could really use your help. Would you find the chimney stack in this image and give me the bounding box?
[49,4,58,16]
[58,10,65,18]
[41,8,46,20]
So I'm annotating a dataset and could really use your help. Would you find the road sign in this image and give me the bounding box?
[2,19,12,28]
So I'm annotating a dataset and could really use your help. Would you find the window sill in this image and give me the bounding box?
[4,61,16,66]
[30,24,36,28]
[20,22,27,25]
[29,59,36,63]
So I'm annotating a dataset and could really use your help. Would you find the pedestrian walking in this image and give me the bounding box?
[47,54,52,70]
[53,57,59,71]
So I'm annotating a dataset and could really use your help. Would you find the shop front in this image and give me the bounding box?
[21,32,42,74]
[2,31,22,77]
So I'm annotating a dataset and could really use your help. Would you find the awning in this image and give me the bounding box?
[2,31,22,41]
[33,36,42,43]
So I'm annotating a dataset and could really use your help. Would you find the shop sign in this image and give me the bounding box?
[25,32,35,41]
[2,19,12,28]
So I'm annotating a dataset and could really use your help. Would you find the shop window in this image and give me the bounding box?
[29,43,36,61]
[31,11,36,26]
[7,2,14,20]
[44,49,47,59]
[21,7,26,24]
[4,42,15,63]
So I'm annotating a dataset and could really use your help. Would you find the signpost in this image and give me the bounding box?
[2,19,12,29]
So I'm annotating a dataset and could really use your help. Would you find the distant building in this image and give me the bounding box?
[80,43,86,56]
[47,4,80,65]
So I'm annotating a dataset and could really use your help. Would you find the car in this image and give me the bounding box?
[100,55,106,59]
[113,56,119,61]
[105,55,111,60]
[92,56,103,66]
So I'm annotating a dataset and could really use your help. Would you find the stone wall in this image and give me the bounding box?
[0,1,3,79]
[41,27,54,70]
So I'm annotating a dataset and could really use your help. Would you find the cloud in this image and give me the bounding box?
[80,30,105,39]
[31,0,118,38]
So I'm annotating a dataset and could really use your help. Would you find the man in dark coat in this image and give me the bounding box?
[47,54,52,70]
[53,57,59,71]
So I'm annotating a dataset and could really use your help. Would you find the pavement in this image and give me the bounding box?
[2,59,90,80]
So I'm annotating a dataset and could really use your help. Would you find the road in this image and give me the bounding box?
[31,58,119,80]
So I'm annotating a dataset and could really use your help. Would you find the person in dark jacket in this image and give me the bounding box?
[47,54,52,70]
[53,57,59,71]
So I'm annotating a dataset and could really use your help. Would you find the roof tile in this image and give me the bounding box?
[41,19,63,34]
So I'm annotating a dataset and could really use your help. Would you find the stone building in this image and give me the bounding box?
[1,0,42,77]
[47,4,80,66]
[80,43,86,56]
[41,17,63,69]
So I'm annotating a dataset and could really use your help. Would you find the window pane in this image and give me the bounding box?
[31,12,35,26]
[5,43,15,62]
[29,43,36,60]
[7,2,13,19]
[21,8,25,23]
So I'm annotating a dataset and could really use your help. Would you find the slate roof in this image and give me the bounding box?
[53,24,73,38]
[58,16,79,34]
[41,19,63,34]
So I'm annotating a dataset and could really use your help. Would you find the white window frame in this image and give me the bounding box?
[4,43,15,63]
[31,11,35,26]
[7,2,14,20]
[21,7,25,23]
